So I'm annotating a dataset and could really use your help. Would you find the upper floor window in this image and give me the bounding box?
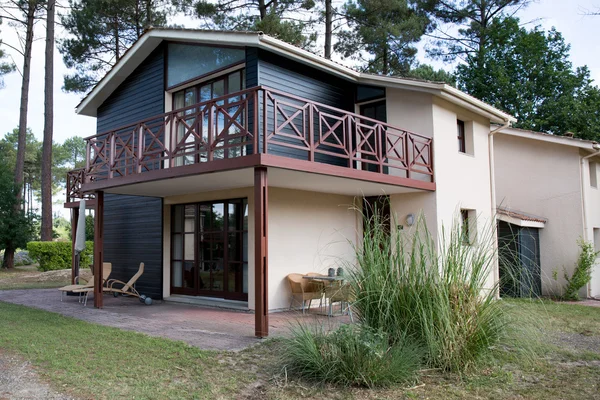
[167,44,245,88]
[590,161,598,188]
[457,119,466,153]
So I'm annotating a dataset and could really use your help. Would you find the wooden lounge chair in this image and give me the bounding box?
[77,262,152,306]
[58,262,112,302]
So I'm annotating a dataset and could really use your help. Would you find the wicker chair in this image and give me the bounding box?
[325,281,354,321]
[287,273,323,314]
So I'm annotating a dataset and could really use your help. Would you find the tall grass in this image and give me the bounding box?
[283,323,422,387]
[348,211,506,372]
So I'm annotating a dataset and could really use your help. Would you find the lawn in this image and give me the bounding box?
[0,299,598,399]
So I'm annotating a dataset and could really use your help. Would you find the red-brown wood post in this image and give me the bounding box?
[70,206,79,285]
[254,167,268,337]
[94,191,104,308]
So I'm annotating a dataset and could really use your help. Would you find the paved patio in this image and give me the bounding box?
[0,289,350,351]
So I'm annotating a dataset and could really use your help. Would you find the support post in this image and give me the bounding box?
[94,191,104,308]
[254,167,268,337]
[70,206,79,284]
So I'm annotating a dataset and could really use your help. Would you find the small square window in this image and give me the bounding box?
[590,162,597,188]
[457,120,466,153]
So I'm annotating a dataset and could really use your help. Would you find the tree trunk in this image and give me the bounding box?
[7,0,37,269]
[41,0,55,242]
[2,245,15,269]
[15,2,36,197]
[324,0,332,59]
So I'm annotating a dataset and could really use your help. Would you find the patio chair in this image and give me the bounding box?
[325,281,354,322]
[58,262,112,302]
[287,273,322,314]
[77,263,152,306]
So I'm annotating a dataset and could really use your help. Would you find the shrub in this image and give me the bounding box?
[563,239,598,301]
[27,241,93,272]
[14,251,33,266]
[347,211,506,372]
[283,324,422,387]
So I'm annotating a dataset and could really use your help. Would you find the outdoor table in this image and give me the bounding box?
[302,275,345,316]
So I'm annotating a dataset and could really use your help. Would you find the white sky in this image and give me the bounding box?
[0,0,599,213]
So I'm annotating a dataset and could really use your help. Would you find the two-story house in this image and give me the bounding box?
[65,28,515,337]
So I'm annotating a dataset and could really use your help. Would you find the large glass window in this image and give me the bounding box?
[167,44,245,88]
[171,199,248,300]
[172,69,246,165]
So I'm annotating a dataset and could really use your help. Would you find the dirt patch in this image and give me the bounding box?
[552,332,600,354]
[0,350,76,400]
[0,268,91,286]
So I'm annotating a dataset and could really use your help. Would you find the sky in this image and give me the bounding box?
[0,0,599,212]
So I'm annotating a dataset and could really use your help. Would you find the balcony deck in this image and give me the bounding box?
[66,86,434,202]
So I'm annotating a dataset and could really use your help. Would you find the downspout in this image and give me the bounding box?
[489,120,511,298]
[580,144,600,298]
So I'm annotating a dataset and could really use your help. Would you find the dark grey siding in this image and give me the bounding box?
[97,45,165,132]
[97,46,165,300]
[257,49,355,166]
[104,194,163,300]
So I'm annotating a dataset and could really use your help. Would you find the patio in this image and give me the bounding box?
[0,289,350,351]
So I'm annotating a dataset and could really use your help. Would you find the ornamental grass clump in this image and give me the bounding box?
[348,211,506,372]
[283,323,422,387]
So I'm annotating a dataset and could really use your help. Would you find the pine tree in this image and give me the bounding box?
[41,0,54,241]
[59,0,168,93]
[193,0,316,48]
[0,17,16,87]
[335,0,432,75]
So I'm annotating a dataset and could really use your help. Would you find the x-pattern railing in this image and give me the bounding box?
[68,86,433,201]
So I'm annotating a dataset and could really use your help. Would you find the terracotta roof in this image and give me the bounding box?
[497,207,547,223]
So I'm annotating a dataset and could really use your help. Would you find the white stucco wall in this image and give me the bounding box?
[267,188,358,311]
[581,157,600,298]
[494,134,585,296]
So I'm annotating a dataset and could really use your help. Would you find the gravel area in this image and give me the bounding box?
[0,350,75,400]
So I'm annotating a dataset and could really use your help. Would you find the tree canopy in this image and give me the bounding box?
[193,0,316,48]
[336,0,432,75]
[59,0,169,93]
[0,17,15,88]
[456,17,600,140]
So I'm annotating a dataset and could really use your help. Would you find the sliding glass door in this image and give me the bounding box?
[171,198,248,300]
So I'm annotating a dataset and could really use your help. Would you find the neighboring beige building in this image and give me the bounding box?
[494,127,600,299]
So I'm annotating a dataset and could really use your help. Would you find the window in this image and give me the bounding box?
[457,119,466,153]
[460,209,476,245]
[167,44,245,88]
[590,162,598,188]
[172,69,246,165]
[594,228,600,254]
[171,199,248,300]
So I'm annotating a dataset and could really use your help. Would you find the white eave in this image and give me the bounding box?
[498,127,600,151]
[76,28,515,125]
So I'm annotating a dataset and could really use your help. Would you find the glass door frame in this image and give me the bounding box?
[170,198,248,301]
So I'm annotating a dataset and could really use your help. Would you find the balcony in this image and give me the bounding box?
[67,86,434,202]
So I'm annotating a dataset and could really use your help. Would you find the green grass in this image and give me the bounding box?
[0,301,253,400]
[0,296,599,399]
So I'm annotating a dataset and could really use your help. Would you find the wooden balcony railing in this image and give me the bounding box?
[67,86,434,202]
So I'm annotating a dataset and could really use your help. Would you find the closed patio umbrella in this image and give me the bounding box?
[74,200,86,283]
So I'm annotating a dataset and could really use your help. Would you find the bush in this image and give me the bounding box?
[14,251,33,266]
[27,241,93,272]
[283,324,422,387]
[347,211,506,372]
[563,239,598,301]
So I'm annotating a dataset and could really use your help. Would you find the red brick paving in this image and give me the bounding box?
[0,289,350,351]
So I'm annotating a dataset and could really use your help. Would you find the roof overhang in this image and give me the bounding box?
[497,207,547,229]
[76,28,515,125]
[497,127,600,152]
